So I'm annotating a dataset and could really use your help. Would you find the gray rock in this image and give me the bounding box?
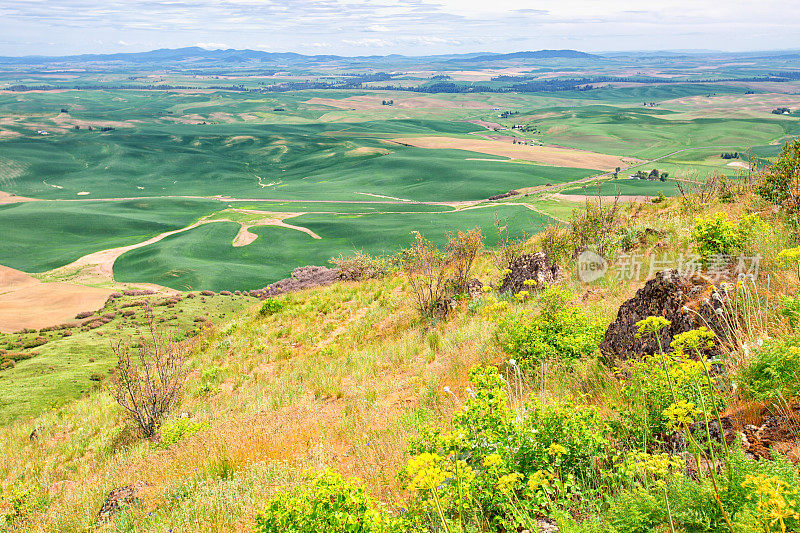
[97,482,144,521]
[499,253,559,295]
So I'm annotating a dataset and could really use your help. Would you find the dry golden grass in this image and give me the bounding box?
[393,136,634,171]
[2,191,799,531]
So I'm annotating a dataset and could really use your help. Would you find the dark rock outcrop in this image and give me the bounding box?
[249,266,342,299]
[499,253,559,295]
[488,190,520,201]
[97,482,144,521]
[467,278,484,299]
[600,270,725,362]
[747,404,800,460]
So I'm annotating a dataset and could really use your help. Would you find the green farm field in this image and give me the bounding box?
[114,204,554,291]
[1,73,798,291]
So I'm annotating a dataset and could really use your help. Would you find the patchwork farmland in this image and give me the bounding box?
[1,56,798,295]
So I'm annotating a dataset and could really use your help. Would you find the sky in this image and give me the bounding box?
[0,0,798,57]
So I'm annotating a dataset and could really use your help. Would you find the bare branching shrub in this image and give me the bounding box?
[539,224,572,265]
[112,319,188,440]
[400,232,452,318]
[399,229,485,318]
[494,215,528,269]
[331,250,390,281]
[757,139,800,232]
[569,191,622,258]
[446,228,484,295]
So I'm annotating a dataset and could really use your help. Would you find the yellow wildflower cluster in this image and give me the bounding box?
[742,474,799,533]
[483,295,511,316]
[523,279,537,287]
[406,453,475,493]
[547,443,567,459]
[481,284,493,293]
[635,316,671,338]
[662,400,701,431]
[439,430,468,449]
[514,290,529,302]
[407,453,448,491]
[787,346,800,361]
[483,453,502,469]
[527,470,553,492]
[625,451,685,483]
[777,246,800,265]
[670,327,716,353]
[497,472,523,494]
[667,355,707,386]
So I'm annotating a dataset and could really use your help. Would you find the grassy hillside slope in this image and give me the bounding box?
[2,145,800,531]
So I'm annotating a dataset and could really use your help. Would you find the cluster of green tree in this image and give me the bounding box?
[772,107,792,115]
[499,111,520,118]
[769,70,800,80]
[632,168,669,181]
[381,100,393,106]
[720,152,740,159]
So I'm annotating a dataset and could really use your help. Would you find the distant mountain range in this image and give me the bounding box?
[0,47,599,66]
[455,50,597,62]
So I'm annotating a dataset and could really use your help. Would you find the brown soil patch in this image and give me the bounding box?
[224,135,258,145]
[393,136,631,171]
[304,95,491,111]
[0,265,114,333]
[467,119,505,130]
[0,190,39,204]
[209,112,236,122]
[345,146,389,156]
[227,211,321,246]
[51,115,133,129]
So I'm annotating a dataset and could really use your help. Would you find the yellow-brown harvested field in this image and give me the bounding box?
[392,136,637,171]
[303,95,492,110]
[660,93,800,119]
[0,265,114,333]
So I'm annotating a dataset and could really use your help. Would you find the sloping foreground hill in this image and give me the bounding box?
[1,143,800,532]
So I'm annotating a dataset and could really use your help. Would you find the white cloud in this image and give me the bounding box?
[343,38,394,47]
[0,0,798,55]
[196,42,230,50]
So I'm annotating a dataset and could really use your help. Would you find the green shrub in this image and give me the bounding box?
[159,417,209,447]
[539,224,573,265]
[616,329,725,446]
[569,197,623,258]
[738,335,800,402]
[0,485,36,525]
[757,139,800,207]
[605,449,800,533]
[779,294,800,330]
[691,212,765,264]
[331,251,390,281]
[259,298,286,315]
[254,470,402,533]
[495,287,604,369]
[404,366,613,531]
